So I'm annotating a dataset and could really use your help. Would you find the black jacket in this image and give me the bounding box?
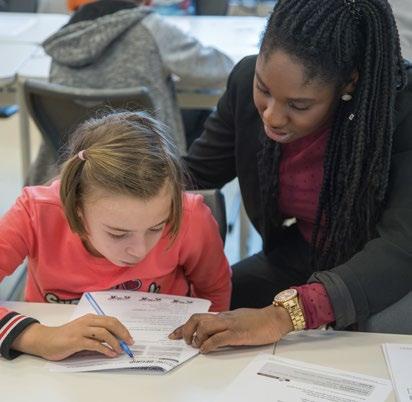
[184,55,412,329]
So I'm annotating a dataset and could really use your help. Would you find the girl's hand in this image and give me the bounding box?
[169,306,294,353]
[11,314,134,361]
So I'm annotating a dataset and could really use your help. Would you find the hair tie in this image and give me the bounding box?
[78,150,87,161]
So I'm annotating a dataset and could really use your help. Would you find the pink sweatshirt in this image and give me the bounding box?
[0,181,231,359]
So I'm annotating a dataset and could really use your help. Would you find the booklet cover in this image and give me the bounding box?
[47,290,210,373]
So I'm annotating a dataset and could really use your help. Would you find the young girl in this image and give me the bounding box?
[0,111,231,361]
[172,0,412,352]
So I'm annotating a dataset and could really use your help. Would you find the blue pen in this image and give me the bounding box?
[84,292,134,359]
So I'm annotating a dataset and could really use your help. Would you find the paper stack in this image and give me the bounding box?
[382,343,412,402]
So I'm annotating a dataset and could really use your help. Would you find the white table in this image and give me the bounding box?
[170,16,265,111]
[1,302,412,402]
[0,43,37,87]
[0,12,69,175]
[1,301,273,402]
[0,43,36,105]
[276,329,412,385]
[0,12,69,44]
[168,16,265,64]
[0,13,68,92]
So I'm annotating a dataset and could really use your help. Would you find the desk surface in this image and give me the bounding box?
[0,12,68,44]
[167,16,266,64]
[277,329,412,381]
[0,12,68,87]
[2,301,412,402]
[1,301,273,402]
[0,43,36,86]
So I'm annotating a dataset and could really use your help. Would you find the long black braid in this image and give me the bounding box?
[259,0,407,269]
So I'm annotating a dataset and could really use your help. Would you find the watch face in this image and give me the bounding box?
[274,289,297,303]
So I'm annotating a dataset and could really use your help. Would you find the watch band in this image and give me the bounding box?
[280,297,306,331]
[273,290,306,331]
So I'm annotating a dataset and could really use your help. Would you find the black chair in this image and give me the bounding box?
[191,189,227,243]
[0,0,38,12]
[23,79,154,158]
[194,0,229,15]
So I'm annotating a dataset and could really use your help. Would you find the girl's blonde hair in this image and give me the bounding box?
[60,111,184,240]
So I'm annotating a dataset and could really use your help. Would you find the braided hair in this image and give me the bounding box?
[259,0,407,269]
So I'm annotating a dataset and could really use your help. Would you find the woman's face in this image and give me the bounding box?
[253,50,340,144]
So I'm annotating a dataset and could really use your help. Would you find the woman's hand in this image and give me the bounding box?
[11,313,134,361]
[169,306,294,353]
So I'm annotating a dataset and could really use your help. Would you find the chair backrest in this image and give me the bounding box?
[194,0,228,15]
[191,189,227,243]
[0,0,38,12]
[23,79,154,158]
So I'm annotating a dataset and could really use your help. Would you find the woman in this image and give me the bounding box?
[170,0,412,352]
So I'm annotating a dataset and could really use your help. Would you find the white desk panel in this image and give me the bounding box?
[167,16,266,64]
[0,43,36,87]
[0,12,68,44]
[2,302,412,402]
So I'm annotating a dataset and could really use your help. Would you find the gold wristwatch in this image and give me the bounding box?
[273,289,306,331]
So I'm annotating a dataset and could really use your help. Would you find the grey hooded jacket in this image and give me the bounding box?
[27,6,233,184]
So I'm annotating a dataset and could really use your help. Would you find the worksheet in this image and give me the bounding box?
[382,343,412,402]
[47,290,210,373]
[216,354,392,402]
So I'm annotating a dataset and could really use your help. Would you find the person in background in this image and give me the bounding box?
[0,111,231,361]
[67,0,193,13]
[170,0,412,352]
[67,0,93,11]
[152,0,193,15]
[27,0,233,185]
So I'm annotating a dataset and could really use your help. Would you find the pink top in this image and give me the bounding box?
[278,127,329,243]
[278,128,335,328]
[0,181,231,358]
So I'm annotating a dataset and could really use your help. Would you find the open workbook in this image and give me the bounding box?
[47,290,210,373]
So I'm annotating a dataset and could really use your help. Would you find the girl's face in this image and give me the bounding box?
[80,183,172,267]
[253,50,340,144]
